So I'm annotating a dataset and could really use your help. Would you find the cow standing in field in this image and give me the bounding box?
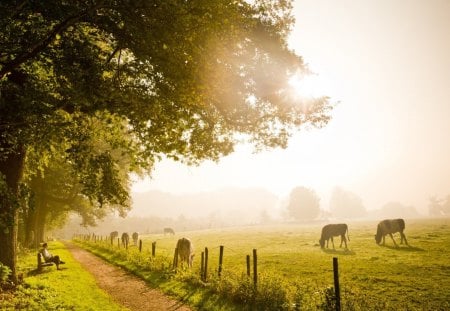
[319,224,350,249]
[164,227,175,235]
[375,219,408,246]
[176,237,194,268]
[132,232,139,246]
[121,232,130,248]
[110,231,118,244]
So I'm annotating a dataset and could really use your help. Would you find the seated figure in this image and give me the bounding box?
[40,243,65,270]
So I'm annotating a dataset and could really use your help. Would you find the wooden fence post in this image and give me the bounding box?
[117,238,120,248]
[152,241,156,257]
[139,239,142,252]
[173,247,178,269]
[218,245,224,277]
[246,255,251,277]
[203,247,209,282]
[253,249,257,287]
[201,251,205,279]
[333,257,341,311]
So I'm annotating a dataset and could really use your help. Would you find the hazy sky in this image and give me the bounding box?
[133,0,450,213]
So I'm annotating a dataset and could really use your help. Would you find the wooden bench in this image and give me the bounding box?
[37,252,53,271]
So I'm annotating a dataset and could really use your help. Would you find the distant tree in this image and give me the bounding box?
[428,195,450,217]
[380,201,419,218]
[428,196,442,216]
[259,209,272,224]
[286,186,320,221]
[444,196,450,216]
[329,187,366,218]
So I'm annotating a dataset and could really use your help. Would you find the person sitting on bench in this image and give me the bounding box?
[40,243,65,270]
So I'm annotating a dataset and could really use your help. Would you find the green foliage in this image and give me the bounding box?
[0,262,12,284]
[1,0,332,279]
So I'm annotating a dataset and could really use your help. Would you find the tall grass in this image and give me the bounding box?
[76,218,450,310]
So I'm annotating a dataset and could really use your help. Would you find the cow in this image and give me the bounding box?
[164,227,175,235]
[121,232,130,248]
[110,231,119,244]
[176,237,194,268]
[375,219,408,246]
[132,232,139,246]
[319,224,350,249]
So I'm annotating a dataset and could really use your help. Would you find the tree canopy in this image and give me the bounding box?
[329,187,366,219]
[0,0,332,281]
[286,186,321,221]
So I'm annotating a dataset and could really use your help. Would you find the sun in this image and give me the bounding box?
[288,72,331,99]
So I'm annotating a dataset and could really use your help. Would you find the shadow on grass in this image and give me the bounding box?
[381,245,425,252]
[321,248,356,255]
[27,268,52,276]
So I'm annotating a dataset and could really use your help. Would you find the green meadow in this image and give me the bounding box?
[78,218,450,310]
[5,218,449,310]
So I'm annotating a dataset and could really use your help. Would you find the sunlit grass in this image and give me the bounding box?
[1,241,127,311]
[77,218,450,310]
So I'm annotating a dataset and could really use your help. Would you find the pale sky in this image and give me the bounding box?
[133,0,450,213]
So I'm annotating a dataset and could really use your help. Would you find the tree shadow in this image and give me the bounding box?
[27,269,49,276]
[321,248,356,255]
[382,245,425,252]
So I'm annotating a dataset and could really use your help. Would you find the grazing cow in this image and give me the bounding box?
[375,219,408,246]
[176,237,194,268]
[110,231,118,243]
[164,227,175,235]
[132,232,139,246]
[319,224,350,249]
[121,232,130,248]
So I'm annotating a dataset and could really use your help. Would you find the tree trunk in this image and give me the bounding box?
[23,208,37,248]
[0,147,25,283]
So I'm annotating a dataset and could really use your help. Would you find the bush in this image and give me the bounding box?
[0,262,12,292]
[0,263,11,284]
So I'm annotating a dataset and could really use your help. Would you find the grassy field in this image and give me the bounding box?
[0,241,126,311]
[78,217,450,310]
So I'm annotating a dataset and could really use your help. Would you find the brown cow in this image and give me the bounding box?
[110,231,118,240]
[132,232,139,246]
[164,227,175,235]
[375,219,408,246]
[176,237,194,268]
[121,232,130,248]
[319,224,350,249]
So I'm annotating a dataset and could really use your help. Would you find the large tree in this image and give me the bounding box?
[19,114,132,248]
[0,0,331,281]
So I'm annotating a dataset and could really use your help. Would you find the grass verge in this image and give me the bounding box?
[0,241,127,311]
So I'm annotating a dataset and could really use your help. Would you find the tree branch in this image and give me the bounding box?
[0,2,105,80]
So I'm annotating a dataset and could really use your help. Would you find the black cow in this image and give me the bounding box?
[319,224,350,249]
[110,231,118,244]
[121,232,130,248]
[375,219,408,246]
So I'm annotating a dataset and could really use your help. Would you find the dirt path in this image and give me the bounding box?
[64,242,193,311]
